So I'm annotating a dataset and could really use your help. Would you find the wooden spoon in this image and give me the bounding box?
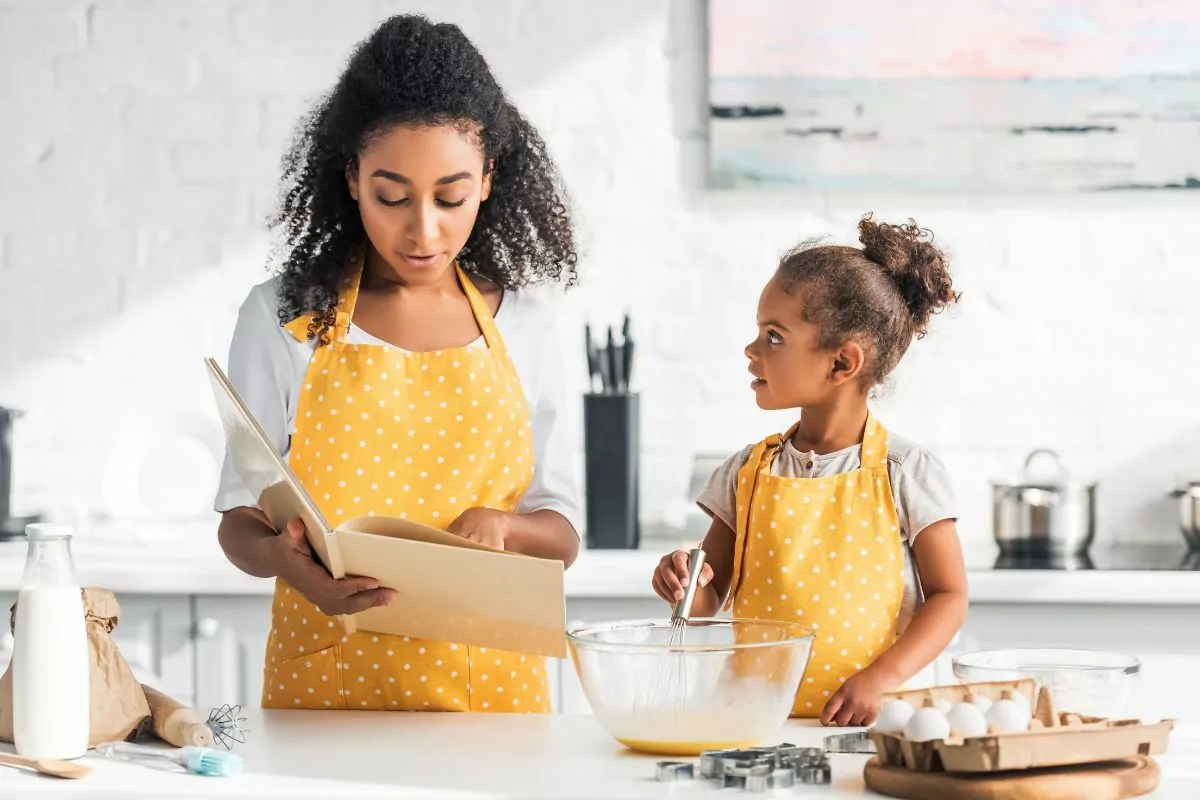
[0,751,92,779]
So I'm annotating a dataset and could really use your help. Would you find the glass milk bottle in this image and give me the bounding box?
[12,523,89,759]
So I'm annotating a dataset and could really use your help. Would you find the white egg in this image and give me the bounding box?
[970,694,993,713]
[946,702,989,739]
[873,699,915,734]
[903,706,951,742]
[986,699,1030,734]
[1010,692,1032,717]
[934,698,953,716]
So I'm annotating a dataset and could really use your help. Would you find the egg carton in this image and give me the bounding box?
[870,680,1175,773]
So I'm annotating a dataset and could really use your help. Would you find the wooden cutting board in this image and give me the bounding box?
[863,756,1160,800]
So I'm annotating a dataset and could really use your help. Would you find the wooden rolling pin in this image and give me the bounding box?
[140,684,214,748]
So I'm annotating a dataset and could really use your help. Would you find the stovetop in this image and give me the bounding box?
[0,515,42,541]
[985,545,1200,572]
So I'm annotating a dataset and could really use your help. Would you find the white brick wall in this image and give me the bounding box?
[3,0,1199,548]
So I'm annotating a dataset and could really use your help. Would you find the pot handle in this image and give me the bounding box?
[1022,448,1065,481]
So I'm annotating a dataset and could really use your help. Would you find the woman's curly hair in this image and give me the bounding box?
[269,14,578,342]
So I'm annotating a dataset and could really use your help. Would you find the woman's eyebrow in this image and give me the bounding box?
[370,169,472,185]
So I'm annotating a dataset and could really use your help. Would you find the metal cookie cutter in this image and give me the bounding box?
[798,759,832,785]
[745,767,796,793]
[777,745,825,766]
[823,731,877,754]
[723,762,772,790]
[699,749,742,779]
[655,761,694,782]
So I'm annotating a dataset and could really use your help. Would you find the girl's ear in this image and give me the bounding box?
[829,340,865,386]
[346,161,360,201]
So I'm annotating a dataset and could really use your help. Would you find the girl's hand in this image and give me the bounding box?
[819,668,892,727]
[652,549,714,605]
[446,507,512,550]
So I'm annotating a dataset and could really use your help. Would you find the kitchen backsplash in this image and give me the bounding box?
[2,0,1199,546]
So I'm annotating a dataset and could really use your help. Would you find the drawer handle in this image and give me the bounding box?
[194,617,221,640]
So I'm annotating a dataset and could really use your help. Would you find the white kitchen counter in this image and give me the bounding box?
[1,536,1199,605]
[2,713,1198,798]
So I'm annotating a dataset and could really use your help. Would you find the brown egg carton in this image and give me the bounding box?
[870,680,1175,774]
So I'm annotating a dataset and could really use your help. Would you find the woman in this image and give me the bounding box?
[214,14,581,713]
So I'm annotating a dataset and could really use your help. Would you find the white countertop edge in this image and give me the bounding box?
[2,538,1198,603]
[566,561,1200,604]
[2,551,1198,605]
[2,713,1197,799]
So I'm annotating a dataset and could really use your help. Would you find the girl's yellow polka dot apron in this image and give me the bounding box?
[727,413,905,718]
[261,255,549,713]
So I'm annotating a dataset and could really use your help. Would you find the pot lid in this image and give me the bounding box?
[1170,475,1200,496]
[992,448,1096,491]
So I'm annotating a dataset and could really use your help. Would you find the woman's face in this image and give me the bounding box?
[347,123,492,285]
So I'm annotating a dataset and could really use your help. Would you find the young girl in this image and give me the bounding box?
[652,215,968,727]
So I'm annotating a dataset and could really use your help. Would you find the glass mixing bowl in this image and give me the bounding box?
[952,648,1140,718]
[566,618,814,755]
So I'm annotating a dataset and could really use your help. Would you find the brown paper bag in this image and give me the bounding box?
[0,587,151,747]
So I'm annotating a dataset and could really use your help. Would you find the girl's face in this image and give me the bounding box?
[347,123,492,285]
[744,275,841,410]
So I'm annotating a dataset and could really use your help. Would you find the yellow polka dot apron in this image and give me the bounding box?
[260,256,549,713]
[727,413,905,718]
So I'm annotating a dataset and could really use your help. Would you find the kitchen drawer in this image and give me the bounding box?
[110,595,196,705]
[192,595,273,712]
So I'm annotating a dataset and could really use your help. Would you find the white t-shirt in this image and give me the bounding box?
[696,430,958,634]
[213,277,582,537]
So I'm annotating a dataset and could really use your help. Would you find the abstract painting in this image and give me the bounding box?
[708,0,1200,192]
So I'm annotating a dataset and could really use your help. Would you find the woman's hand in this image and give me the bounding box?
[819,667,892,727]
[446,507,512,550]
[652,549,714,606]
[257,519,396,616]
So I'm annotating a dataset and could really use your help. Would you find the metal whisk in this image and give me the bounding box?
[635,548,707,716]
[669,547,707,639]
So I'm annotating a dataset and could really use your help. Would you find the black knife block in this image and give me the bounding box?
[583,393,640,549]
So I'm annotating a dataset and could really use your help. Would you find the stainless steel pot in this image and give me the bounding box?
[1170,482,1200,551]
[991,449,1096,556]
[0,407,42,540]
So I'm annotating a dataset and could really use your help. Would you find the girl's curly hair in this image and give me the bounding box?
[269,14,578,342]
[777,214,960,388]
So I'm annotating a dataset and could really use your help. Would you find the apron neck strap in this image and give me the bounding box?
[330,252,504,353]
[456,263,505,353]
[330,249,365,345]
[860,411,888,470]
[726,431,783,609]
[775,414,888,471]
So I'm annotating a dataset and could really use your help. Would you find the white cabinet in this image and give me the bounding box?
[0,591,271,713]
[192,596,273,711]
[5,586,1198,722]
[111,595,195,705]
[0,591,195,704]
[952,603,1200,722]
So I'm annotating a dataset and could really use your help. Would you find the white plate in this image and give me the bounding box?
[101,413,224,522]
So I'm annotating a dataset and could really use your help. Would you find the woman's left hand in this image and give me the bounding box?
[446,507,513,550]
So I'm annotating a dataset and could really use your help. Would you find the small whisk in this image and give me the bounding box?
[635,548,707,716]
[206,704,249,750]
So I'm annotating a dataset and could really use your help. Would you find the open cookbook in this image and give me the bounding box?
[204,357,567,658]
